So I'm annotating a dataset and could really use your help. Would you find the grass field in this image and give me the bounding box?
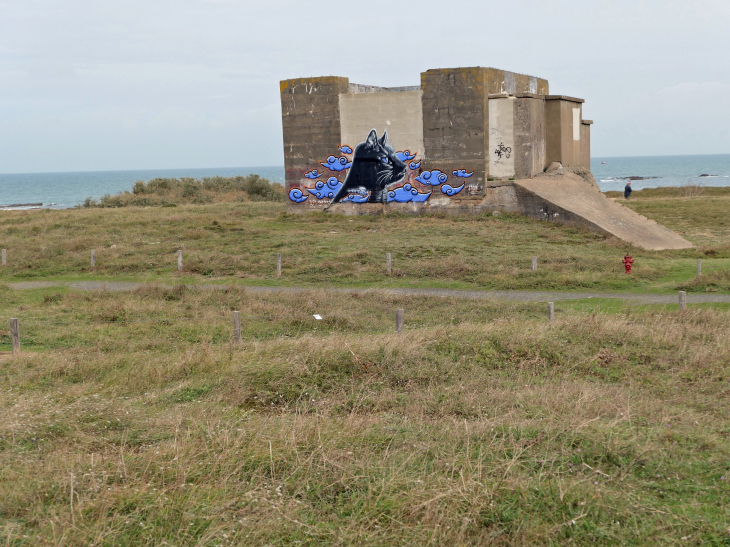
[1,286,729,544]
[1,186,730,294]
[1,186,729,545]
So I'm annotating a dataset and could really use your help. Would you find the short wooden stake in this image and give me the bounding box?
[386,252,392,275]
[233,311,241,345]
[1,249,5,267]
[10,318,20,355]
[395,309,404,333]
[697,258,701,276]
[679,291,686,312]
[177,250,183,272]
[276,253,282,278]
[532,256,537,272]
[548,302,555,323]
[90,250,96,267]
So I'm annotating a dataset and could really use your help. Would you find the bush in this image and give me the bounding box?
[82,174,284,207]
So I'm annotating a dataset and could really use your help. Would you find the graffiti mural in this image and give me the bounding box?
[441,184,465,196]
[321,155,352,172]
[304,169,323,179]
[288,188,308,203]
[328,129,407,204]
[288,128,476,206]
[307,177,343,199]
[388,183,431,203]
[415,170,448,186]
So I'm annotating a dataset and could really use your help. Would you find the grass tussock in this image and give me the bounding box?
[81,175,284,208]
[0,288,729,544]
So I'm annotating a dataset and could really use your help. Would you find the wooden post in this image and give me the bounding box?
[10,318,20,355]
[386,252,392,275]
[395,309,404,333]
[276,253,282,277]
[679,291,686,312]
[1,249,5,267]
[697,258,702,276]
[177,250,183,272]
[90,249,96,267]
[548,302,555,323]
[233,311,241,345]
[532,256,537,272]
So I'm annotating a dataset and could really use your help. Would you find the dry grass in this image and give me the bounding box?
[1,198,727,293]
[1,287,729,545]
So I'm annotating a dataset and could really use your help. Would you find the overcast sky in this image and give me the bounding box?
[1,0,728,173]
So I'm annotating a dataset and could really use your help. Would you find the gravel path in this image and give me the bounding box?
[5,280,730,303]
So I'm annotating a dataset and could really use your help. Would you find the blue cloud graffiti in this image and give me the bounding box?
[320,155,352,172]
[440,183,465,196]
[307,177,343,199]
[304,169,323,179]
[409,161,421,170]
[387,183,432,203]
[452,169,474,178]
[338,144,353,154]
[396,150,417,162]
[340,192,370,203]
[288,188,308,203]
[415,170,448,186]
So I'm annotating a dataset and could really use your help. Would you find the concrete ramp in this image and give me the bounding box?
[514,174,693,250]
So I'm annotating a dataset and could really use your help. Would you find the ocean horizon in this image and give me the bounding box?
[1,154,728,209]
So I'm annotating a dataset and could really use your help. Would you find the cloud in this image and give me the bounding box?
[288,188,307,203]
[340,192,370,203]
[415,170,448,185]
[409,161,421,170]
[396,150,416,161]
[452,169,473,178]
[440,183,464,196]
[304,169,323,179]
[320,155,352,172]
[338,145,353,154]
[306,177,342,199]
[387,183,431,203]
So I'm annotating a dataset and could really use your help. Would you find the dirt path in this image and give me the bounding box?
[5,280,730,304]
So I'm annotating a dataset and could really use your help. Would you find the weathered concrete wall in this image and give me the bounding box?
[488,96,515,179]
[580,120,592,170]
[339,90,423,160]
[482,68,549,95]
[545,96,585,168]
[280,77,349,212]
[512,94,546,179]
[421,68,490,198]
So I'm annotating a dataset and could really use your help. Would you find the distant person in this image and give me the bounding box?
[624,181,632,199]
[623,254,634,274]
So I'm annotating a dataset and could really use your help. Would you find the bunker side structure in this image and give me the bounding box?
[280,67,692,250]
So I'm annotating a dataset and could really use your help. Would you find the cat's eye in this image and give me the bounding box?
[381,157,390,164]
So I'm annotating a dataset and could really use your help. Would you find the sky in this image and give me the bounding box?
[0,0,729,173]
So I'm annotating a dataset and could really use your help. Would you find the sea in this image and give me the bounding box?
[0,154,728,210]
[0,166,285,210]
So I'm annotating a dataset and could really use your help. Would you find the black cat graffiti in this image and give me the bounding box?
[327,129,407,205]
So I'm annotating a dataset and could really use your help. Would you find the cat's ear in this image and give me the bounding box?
[379,131,388,146]
[365,129,378,148]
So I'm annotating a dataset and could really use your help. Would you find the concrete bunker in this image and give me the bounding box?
[279,67,692,250]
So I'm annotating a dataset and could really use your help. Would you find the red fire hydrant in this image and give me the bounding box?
[623,254,634,274]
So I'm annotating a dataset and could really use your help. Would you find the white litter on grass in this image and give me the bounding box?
[313,314,322,320]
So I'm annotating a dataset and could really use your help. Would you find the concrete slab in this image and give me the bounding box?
[514,174,694,250]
